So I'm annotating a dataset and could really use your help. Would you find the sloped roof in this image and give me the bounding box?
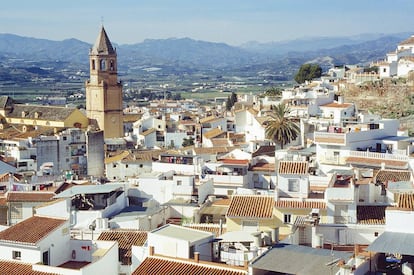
[7,104,79,121]
[141,128,156,136]
[345,157,408,169]
[91,26,115,55]
[7,191,55,202]
[199,116,221,124]
[274,200,326,209]
[211,138,231,147]
[150,224,213,242]
[0,216,66,244]
[375,169,411,183]
[252,145,275,157]
[132,256,247,275]
[395,193,414,210]
[203,128,225,139]
[278,161,308,174]
[0,260,58,275]
[98,230,147,265]
[251,243,352,275]
[183,224,227,236]
[227,195,274,219]
[357,205,386,225]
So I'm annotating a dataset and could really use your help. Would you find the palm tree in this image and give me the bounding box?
[265,103,300,149]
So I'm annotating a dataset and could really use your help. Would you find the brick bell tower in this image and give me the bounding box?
[85,26,123,139]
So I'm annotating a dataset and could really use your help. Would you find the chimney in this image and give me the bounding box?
[354,244,360,257]
[194,252,200,263]
[149,246,154,256]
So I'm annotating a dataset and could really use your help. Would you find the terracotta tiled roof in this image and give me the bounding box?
[98,230,148,265]
[184,224,227,236]
[105,150,130,164]
[211,138,231,147]
[227,195,274,219]
[274,200,326,209]
[278,161,308,174]
[203,128,225,139]
[221,159,250,165]
[375,169,411,183]
[395,193,414,210]
[314,136,345,144]
[200,116,219,124]
[320,103,352,108]
[0,260,59,275]
[250,162,275,172]
[0,216,66,244]
[357,205,386,225]
[345,157,408,169]
[212,198,231,206]
[123,113,142,123]
[6,191,55,202]
[132,256,247,275]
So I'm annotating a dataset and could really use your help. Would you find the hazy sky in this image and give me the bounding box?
[1,0,413,45]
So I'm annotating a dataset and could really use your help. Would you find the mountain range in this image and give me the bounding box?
[0,32,411,79]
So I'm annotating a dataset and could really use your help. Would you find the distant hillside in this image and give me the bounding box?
[240,32,411,55]
[0,32,411,79]
[0,34,90,63]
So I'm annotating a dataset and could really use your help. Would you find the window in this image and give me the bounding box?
[10,203,23,219]
[100,59,106,70]
[125,164,129,168]
[284,214,292,224]
[177,180,182,186]
[12,250,21,260]
[288,179,299,192]
[110,60,115,71]
[92,60,96,70]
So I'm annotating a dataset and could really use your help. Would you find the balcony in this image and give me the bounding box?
[348,150,408,161]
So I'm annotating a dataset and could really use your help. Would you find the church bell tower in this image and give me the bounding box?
[86,26,123,139]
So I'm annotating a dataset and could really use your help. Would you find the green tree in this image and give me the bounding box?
[226,92,238,111]
[265,103,300,149]
[294,63,322,84]
[230,92,238,105]
[264,87,282,97]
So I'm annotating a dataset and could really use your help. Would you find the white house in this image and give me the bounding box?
[105,150,155,180]
[376,34,414,78]
[145,224,214,261]
[0,216,69,266]
[6,191,55,225]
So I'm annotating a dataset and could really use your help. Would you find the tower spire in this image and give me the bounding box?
[91,26,115,55]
